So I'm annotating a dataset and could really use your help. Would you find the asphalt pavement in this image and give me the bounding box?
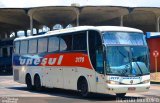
[0,75,159,103]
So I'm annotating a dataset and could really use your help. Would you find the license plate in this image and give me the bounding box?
[128,87,136,91]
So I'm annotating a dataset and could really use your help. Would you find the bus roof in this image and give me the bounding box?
[14,26,143,41]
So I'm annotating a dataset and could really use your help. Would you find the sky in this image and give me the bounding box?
[1,0,160,8]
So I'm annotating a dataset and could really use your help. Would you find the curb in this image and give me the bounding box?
[151,81,160,84]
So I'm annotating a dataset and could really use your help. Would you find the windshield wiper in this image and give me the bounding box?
[134,61,143,75]
[131,48,143,75]
[117,47,126,58]
[127,51,133,75]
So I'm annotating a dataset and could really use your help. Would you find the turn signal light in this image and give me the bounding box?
[106,80,119,85]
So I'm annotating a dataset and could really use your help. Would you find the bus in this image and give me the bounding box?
[0,39,13,73]
[13,26,150,97]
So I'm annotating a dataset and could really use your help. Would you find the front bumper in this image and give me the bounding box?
[106,83,150,93]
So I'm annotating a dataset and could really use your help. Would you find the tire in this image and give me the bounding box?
[26,75,33,90]
[79,79,89,97]
[34,75,42,91]
[116,93,126,97]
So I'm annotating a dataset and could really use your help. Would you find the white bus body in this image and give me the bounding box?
[13,26,150,97]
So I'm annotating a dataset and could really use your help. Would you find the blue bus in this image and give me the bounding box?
[0,39,13,73]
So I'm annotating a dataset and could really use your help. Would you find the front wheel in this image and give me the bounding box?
[116,93,126,97]
[80,79,89,97]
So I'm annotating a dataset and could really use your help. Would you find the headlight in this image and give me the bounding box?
[142,79,150,84]
[107,80,119,85]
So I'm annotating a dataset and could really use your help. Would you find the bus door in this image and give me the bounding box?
[88,30,106,93]
[95,46,106,93]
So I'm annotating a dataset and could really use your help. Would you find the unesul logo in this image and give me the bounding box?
[19,55,63,66]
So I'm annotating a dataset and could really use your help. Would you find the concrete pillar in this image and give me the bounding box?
[76,10,80,26]
[14,31,17,38]
[5,33,8,39]
[120,15,124,26]
[73,8,80,26]
[36,28,39,34]
[30,15,33,36]
[24,30,27,37]
[7,32,10,38]
[49,27,52,31]
[156,17,159,32]
[71,3,80,26]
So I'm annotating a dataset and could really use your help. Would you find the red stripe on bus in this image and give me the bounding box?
[39,52,93,69]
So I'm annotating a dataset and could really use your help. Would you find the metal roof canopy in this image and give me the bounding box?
[0,8,40,38]
[28,6,78,27]
[28,6,129,27]
[0,9,29,31]
[79,6,128,26]
[124,7,160,32]
[1,6,160,39]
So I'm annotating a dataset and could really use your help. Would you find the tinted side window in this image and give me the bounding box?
[48,37,59,52]
[60,35,72,51]
[29,39,37,54]
[15,41,20,54]
[20,40,28,54]
[73,32,87,51]
[38,38,48,53]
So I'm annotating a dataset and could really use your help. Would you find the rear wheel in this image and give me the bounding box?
[116,93,126,97]
[34,75,42,91]
[26,75,33,90]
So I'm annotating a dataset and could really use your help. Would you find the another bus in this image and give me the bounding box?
[0,39,13,73]
[13,26,150,97]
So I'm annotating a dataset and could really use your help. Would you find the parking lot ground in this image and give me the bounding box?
[0,76,159,103]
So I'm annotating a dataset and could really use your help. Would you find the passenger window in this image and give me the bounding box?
[48,37,59,52]
[15,41,20,54]
[73,32,87,51]
[29,39,37,54]
[60,35,72,51]
[38,38,48,53]
[20,40,28,54]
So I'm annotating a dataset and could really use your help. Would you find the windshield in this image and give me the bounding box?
[103,32,149,76]
[106,46,149,76]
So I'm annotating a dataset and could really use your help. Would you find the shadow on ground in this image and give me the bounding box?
[7,86,144,101]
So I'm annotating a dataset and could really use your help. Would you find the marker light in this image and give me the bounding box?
[142,79,150,84]
[106,80,119,85]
